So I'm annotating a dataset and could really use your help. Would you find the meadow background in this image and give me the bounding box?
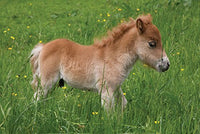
[0,0,199,133]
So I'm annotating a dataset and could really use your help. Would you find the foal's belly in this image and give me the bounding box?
[62,71,98,91]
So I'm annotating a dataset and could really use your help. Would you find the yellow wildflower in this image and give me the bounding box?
[118,8,122,11]
[136,8,140,11]
[143,64,148,67]
[155,10,157,13]
[8,47,12,50]
[27,26,30,29]
[78,104,81,107]
[39,41,42,43]
[68,24,71,27]
[10,36,15,40]
[107,13,110,17]
[154,121,160,124]
[12,93,17,96]
[100,13,102,16]
[181,68,184,71]
[177,52,180,55]
[3,30,7,33]
[103,19,106,22]
[7,28,10,31]
[24,75,27,78]
[92,112,98,115]
[29,35,32,38]
[123,93,126,96]
[62,86,67,90]
[132,73,136,75]
[16,75,19,78]
[97,19,100,22]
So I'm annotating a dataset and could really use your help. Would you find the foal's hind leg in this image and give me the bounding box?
[40,72,60,98]
[33,66,60,100]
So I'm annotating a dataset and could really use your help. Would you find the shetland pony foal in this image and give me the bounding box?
[30,14,170,109]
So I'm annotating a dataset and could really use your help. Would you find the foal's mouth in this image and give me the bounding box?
[155,57,170,72]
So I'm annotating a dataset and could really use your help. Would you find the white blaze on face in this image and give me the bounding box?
[155,56,170,72]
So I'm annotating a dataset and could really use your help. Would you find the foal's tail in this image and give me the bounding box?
[30,43,44,89]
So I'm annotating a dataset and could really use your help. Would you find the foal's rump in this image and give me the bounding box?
[30,39,67,88]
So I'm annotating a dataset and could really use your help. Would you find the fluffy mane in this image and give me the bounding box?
[94,19,136,48]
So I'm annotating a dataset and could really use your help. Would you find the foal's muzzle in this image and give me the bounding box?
[156,57,170,72]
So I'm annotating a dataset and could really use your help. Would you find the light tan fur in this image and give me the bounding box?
[30,14,170,109]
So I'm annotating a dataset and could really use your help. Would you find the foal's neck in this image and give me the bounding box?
[106,27,138,70]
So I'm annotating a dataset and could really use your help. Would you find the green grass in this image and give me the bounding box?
[0,0,199,133]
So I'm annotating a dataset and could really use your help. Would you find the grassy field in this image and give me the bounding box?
[0,0,199,133]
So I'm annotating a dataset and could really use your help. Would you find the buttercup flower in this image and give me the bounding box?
[107,13,110,17]
[181,68,184,71]
[143,64,148,67]
[177,52,180,55]
[132,73,136,75]
[7,28,10,31]
[68,24,71,27]
[3,30,7,33]
[10,36,15,40]
[118,8,122,11]
[62,86,67,89]
[39,41,42,43]
[8,47,12,50]
[137,8,140,11]
[27,26,30,29]
[154,121,160,124]
[92,112,98,115]
[78,104,81,107]
[12,93,17,96]
[123,93,126,96]
[24,75,27,78]
[103,19,106,22]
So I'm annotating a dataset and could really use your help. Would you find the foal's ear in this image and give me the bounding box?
[136,18,144,34]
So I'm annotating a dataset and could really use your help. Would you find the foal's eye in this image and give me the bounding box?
[148,41,156,48]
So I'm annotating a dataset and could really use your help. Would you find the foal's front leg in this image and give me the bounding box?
[101,87,115,110]
[100,87,128,110]
[119,88,128,109]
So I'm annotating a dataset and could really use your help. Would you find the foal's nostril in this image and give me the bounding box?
[167,62,170,67]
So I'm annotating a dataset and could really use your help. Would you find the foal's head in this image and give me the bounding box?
[135,14,170,72]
